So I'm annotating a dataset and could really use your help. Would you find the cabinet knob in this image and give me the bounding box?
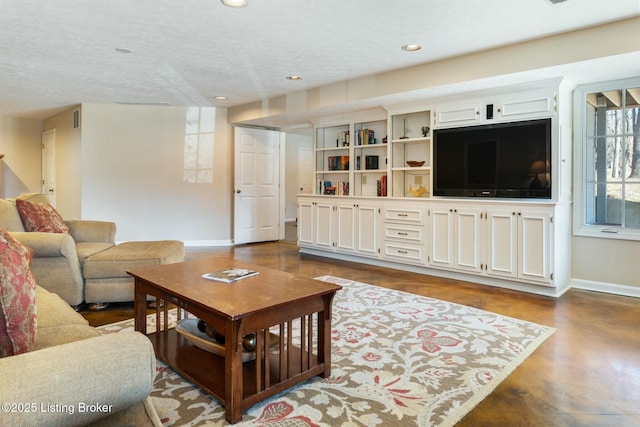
[236,189,241,194]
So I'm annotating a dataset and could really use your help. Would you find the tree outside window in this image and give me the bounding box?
[584,87,640,231]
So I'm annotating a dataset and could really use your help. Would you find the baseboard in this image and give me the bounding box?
[299,247,568,298]
[183,240,234,247]
[571,278,640,299]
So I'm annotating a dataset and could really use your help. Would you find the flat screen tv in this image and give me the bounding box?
[433,118,551,199]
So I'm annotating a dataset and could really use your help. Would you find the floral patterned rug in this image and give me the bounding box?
[98,276,556,426]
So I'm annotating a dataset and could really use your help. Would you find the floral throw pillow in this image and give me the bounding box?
[0,227,38,357]
[15,199,70,234]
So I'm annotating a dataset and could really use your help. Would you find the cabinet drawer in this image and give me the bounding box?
[383,207,424,224]
[382,242,425,263]
[383,224,423,242]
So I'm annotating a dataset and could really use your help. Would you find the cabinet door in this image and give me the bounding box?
[497,94,554,121]
[519,211,552,283]
[435,104,482,126]
[454,208,483,272]
[335,203,356,252]
[356,204,378,256]
[486,209,518,278]
[297,199,315,246]
[429,207,454,268]
[314,201,334,249]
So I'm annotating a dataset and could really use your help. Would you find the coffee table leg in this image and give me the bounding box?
[225,320,244,423]
[133,279,147,334]
[320,293,336,378]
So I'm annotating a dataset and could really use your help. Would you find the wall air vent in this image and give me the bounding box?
[73,109,80,130]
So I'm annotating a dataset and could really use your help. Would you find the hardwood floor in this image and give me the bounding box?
[82,241,640,427]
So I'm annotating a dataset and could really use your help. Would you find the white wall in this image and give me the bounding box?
[79,104,232,244]
[0,116,43,198]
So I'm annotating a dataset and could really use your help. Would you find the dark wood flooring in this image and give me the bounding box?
[81,241,640,427]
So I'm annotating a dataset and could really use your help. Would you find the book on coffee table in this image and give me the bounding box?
[202,268,259,283]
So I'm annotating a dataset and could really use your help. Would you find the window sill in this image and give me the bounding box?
[573,225,640,242]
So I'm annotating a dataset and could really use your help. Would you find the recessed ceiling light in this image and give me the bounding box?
[115,47,131,54]
[401,44,421,52]
[221,0,247,7]
[213,96,228,100]
[287,76,302,80]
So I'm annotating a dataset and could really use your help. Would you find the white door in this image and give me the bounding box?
[234,127,281,245]
[41,129,56,206]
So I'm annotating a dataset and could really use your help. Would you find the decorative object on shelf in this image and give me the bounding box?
[328,155,349,171]
[337,130,350,147]
[408,183,427,197]
[421,126,430,137]
[377,175,387,196]
[365,155,379,170]
[382,136,387,144]
[400,118,409,139]
[358,128,376,145]
[406,160,425,167]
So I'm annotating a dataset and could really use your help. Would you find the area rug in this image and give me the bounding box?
[98,276,556,426]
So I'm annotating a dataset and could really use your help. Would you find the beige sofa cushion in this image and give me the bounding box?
[36,286,88,328]
[0,199,25,232]
[83,240,185,279]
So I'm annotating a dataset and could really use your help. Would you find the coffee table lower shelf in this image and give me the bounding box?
[148,328,324,410]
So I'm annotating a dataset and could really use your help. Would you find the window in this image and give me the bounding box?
[574,78,640,240]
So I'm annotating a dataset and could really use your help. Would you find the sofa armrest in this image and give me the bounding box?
[9,231,77,258]
[10,231,84,306]
[65,220,116,244]
[0,332,157,427]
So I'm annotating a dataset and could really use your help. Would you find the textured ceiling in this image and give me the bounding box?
[0,0,638,122]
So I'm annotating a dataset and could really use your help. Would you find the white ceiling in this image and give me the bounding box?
[1,0,638,123]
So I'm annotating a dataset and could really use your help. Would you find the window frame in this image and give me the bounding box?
[573,77,640,241]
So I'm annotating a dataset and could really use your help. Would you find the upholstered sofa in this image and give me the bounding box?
[0,229,161,426]
[0,194,184,309]
[0,193,115,307]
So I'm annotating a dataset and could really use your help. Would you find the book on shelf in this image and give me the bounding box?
[202,268,259,283]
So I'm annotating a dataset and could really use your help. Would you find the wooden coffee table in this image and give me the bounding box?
[128,257,342,424]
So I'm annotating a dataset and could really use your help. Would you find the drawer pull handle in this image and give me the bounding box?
[398,250,408,254]
[397,232,408,236]
[397,213,408,217]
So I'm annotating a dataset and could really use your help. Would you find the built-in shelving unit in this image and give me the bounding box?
[300,82,573,298]
[389,109,431,198]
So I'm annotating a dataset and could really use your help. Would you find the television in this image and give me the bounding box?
[433,118,551,199]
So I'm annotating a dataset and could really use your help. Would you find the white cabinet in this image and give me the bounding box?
[495,92,555,121]
[485,207,553,285]
[298,197,378,258]
[297,198,333,249]
[335,201,378,256]
[434,104,482,127]
[429,205,483,273]
[381,205,427,265]
[433,88,556,129]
